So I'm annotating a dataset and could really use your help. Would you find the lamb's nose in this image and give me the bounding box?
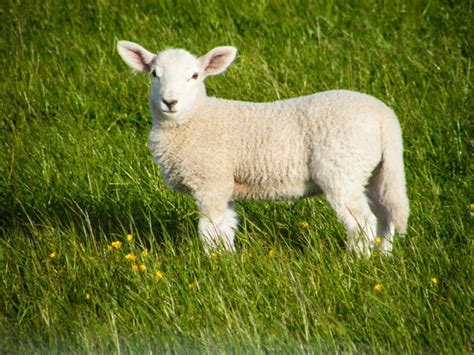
[162,99,178,110]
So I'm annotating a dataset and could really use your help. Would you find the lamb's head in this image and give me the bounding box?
[117,41,237,122]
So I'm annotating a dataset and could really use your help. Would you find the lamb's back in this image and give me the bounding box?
[203,91,391,200]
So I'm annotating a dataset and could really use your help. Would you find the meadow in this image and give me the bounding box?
[1,0,472,353]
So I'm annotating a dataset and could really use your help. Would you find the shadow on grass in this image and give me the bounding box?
[236,198,347,254]
[0,191,195,248]
[2,188,347,255]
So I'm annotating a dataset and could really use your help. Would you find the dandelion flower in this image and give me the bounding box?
[373,283,382,294]
[210,252,217,258]
[127,234,133,242]
[49,251,57,259]
[141,250,149,257]
[85,293,91,300]
[155,271,164,280]
[268,249,276,257]
[375,236,382,245]
[111,241,122,250]
[297,221,309,229]
[125,253,137,261]
[431,277,438,285]
[107,245,114,252]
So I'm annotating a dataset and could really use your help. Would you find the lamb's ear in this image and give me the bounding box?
[199,46,237,77]
[117,40,155,72]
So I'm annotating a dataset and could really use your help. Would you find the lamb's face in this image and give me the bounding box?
[118,41,237,123]
[150,49,204,120]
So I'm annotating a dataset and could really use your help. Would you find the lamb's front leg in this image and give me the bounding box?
[195,189,238,253]
[198,205,238,253]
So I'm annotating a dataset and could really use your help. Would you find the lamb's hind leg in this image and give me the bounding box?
[323,187,378,257]
[367,171,396,254]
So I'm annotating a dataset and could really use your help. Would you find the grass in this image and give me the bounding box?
[1,0,472,352]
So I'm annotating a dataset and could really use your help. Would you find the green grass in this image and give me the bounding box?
[1,0,472,352]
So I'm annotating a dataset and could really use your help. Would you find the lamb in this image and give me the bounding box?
[117,40,409,256]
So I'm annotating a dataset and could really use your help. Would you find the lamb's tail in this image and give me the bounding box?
[370,113,409,234]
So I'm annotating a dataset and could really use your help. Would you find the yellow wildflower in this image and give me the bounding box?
[132,263,146,272]
[141,250,149,257]
[85,293,91,300]
[268,249,276,257]
[155,271,164,280]
[125,253,137,261]
[210,252,218,258]
[431,277,438,285]
[297,221,309,229]
[127,234,133,242]
[107,245,114,252]
[373,283,382,294]
[111,241,122,250]
[375,236,382,245]
[188,280,197,289]
[49,251,57,259]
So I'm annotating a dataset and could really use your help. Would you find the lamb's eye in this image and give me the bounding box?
[191,73,199,80]
[151,70,158,78]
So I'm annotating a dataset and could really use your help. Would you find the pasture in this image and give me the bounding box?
[1,0,472,352]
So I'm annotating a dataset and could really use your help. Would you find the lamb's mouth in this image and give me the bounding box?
[162,110,177,114]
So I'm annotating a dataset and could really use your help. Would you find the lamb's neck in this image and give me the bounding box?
[206,94,305,112]
[153,94,289,130]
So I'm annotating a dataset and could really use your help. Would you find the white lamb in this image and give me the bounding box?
[117,40,409,256]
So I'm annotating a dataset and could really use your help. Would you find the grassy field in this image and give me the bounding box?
[1,0,472,352]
